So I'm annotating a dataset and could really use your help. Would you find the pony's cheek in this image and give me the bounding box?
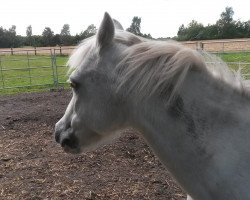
[74,129,103,150]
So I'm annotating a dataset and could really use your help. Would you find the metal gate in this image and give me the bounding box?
[0,48,69,94]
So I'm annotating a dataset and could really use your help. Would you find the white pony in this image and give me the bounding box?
[55,13,250,200]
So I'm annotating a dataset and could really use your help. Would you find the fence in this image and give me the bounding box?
[217,62,250,79]
[1,38,250,55]
[182,38,250,53]
[0,48,72,93]
[0,47,249,94]
[0,46,75,56]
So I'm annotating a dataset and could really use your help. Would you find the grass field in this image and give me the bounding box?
[0,52,250,95]
[0,55,68,95]
[217,52,250,79]
[219,52,250,63]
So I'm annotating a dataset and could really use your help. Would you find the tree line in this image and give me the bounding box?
[123,7,249,41]
[176,7,250,41]
[0,24,97,48]
[0,7,249,48]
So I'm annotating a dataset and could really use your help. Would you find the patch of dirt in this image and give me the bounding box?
[0,90,185,200]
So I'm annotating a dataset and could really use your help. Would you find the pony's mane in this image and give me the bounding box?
[114,31,249,101]
[67,36,96,75]
[68,30,250,102]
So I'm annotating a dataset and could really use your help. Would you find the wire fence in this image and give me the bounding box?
[211,61,250,80]
[0,46,75,56]
[0,48,72,94]
[0,47,249,94]
[182,38,250,53]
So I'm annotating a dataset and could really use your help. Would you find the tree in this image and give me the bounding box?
[26,25,32,37]
[26,25,33,46]
[9,25,16,35]
[203,24,219,39]
[75,24,97,44]
[220,7,234,24]
[187,20,205,40]
[243,20,250,37]
[81,24,97,38]
[60,24,70,36]
[176,6,250,40]
[126,16,152,38]
[127,16,142,36]
[42,27,54,46]
[177,24,186,36]
[0,27,7,47]
[32,35,43,47]
[216,7,236,39]
[0,25,25,48]
[177,24,187,41]
[141,33,152,39]
[177,20,204,41]
[60,24,72,46]
[53,34,62,46]
[9,25,17,47]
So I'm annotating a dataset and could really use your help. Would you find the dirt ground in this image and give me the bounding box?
[0,90,185,200]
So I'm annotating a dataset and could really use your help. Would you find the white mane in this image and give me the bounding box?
[68,30,250,102]
[67,36,96,74]
[115,31,250,101]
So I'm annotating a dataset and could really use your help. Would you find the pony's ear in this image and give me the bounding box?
[97,12,114,48]
[113,19,124,30]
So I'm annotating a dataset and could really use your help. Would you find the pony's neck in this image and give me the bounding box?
[180,71,250,135]
[129,70,250,199]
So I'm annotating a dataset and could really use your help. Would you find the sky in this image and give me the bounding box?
[1,0,249,38]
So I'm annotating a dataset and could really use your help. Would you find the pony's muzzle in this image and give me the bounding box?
[54,124,80,153]
[58,132,80,153]
[60,133,79,149]
[54,120,72,143]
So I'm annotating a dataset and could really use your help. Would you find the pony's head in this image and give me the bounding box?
[55,12,249,154]
[54,13,129,153]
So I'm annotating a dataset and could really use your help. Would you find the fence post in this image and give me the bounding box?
[200,42,204,50]
[27,52,32,86]
[54,49,59,86]
[11,48,14,55]
[196,42,204,50]
[34,47,37,56]
[60,46,62,56]
[50,49,58,88]
[0,57,5,89]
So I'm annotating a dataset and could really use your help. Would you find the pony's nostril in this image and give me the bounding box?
[61,135,78,149]
[61,138,71,147]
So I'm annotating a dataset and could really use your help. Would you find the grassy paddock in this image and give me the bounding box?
[0,52,250,95]
[216,52,250,79]
[0,55,68,95]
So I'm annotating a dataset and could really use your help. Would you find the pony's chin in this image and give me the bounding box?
[62,145,81,154]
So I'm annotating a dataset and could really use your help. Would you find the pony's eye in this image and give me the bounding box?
[70,82,77,89]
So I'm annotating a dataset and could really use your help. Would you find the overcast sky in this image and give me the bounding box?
[1,0,249,38]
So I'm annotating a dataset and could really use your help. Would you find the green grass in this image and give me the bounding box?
[217,52,250,63]
[0,55,69,95]
[0,52,250,95]
[216,52,250,79]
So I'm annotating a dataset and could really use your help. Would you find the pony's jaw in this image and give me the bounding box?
[62,144,81,154]
[54,119,104,154]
